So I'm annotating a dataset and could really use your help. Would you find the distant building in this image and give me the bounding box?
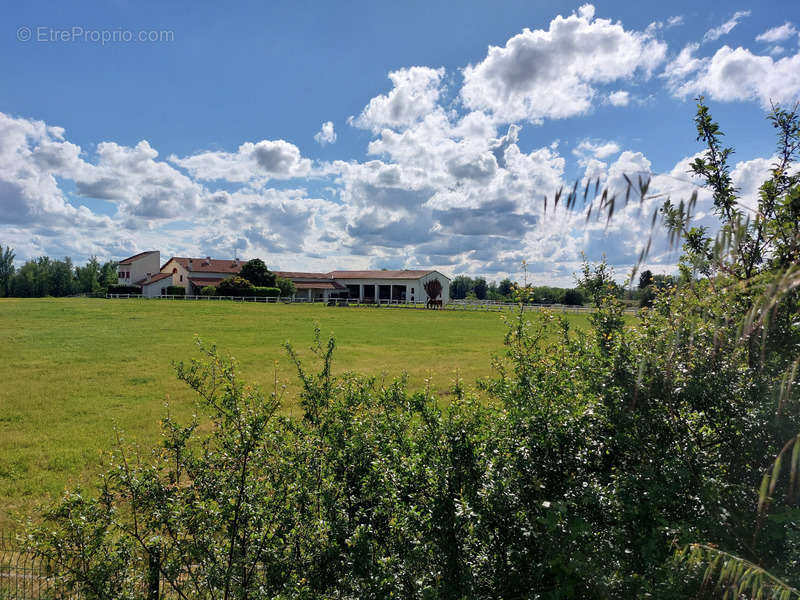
[275,270,450,304]
[115,251,451,303]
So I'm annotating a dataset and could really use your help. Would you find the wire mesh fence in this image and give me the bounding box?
[0,532,62,599]
[1,532,192,599]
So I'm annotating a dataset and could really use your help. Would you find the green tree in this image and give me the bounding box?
[472,277,488,300]
[663,97,800,279]
[562,288,584,305]
[216,275,254,296]
[98,260,119,288]
[637,269,653,290]
[238,258,276,287]
[49,258,77,296]
[449,275,473,299]
[576,254,617,306]
[0,244,15,296]
[75,256,101,294]
[275,276,296,297]
[498,277,514,297]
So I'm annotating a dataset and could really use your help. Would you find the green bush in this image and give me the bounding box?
[216,275,254,296]
[200,285,217,296]
[276,276,296,297]
[107,284,141,295]
[251,286,280,297]
[562,288,584,305]
[166,286,185,296]
[238,258,276,287]
[24,99,800,600]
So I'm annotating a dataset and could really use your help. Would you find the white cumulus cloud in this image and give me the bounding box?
[667,45,800,108]
[607,90,630,106]
[170,139,312,182]
[314,121,337,146]
[460,4,666,124]
[351,66,445,131]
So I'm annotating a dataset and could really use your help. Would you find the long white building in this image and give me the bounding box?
[116,251,451,303]
[274,270,451,304]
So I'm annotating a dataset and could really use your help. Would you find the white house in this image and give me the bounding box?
[117,251,160,287]
[159,256,244,294]
[275,269,451,304]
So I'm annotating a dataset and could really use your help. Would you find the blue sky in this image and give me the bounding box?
[1,1,799,284]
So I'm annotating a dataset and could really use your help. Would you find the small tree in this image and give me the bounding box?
[276,276,296,298]
[498,278,514,298]
[450,275,473,299]
[216,275,254,296]
[562,289,584,306]
[0,244,15,297]
[238,259,276,287]
[472,277,488,300]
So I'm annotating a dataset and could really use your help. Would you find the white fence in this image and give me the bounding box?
[106,294,637,314]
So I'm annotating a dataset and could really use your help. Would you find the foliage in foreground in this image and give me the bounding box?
[22,99,800,599]
[24,270,800,599]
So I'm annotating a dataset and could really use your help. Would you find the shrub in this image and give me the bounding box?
[200,285,217,296]
[216,275,254,296]
[107,284,141,295]
[276,276,296,297]
[166,286,185,296]
[238,258,276,287]
[251,286,280,297]
[562,288,584,305]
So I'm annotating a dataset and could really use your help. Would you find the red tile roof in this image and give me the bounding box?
[274,271,331,279]
[328,270,436,280]
[119,250,158,265]
[163,257,244,274]
[294,281,346,290]
[135,272,172,285]
[275,269,442,281]
[187,277,226,287]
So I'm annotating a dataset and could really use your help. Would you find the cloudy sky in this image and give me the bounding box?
[1,0,799,284]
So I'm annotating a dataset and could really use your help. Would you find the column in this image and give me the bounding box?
[359,284,364,302]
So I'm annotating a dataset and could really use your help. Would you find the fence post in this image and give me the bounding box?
[147,547,160,600]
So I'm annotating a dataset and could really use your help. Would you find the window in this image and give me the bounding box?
[180,275,183,282]
[411,288,414,294]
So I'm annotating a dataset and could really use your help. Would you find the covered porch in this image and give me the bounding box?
[293,280,346,301]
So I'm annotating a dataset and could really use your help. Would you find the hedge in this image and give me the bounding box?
[200,286,217,296]
[107,284,141,295]
[252,286,280,297]
[216,286,280,298]
[166,286,186,296]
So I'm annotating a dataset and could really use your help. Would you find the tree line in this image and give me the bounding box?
[0,247,118,297]
[449,274,585,305]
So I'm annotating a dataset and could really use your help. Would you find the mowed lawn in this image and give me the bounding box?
[0,298,594,528]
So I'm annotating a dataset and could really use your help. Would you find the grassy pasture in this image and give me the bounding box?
[0,297,596,528]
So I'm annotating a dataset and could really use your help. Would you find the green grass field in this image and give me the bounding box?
[0,298,596,529]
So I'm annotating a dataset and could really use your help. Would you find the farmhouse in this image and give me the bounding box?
[116,251,451,303]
